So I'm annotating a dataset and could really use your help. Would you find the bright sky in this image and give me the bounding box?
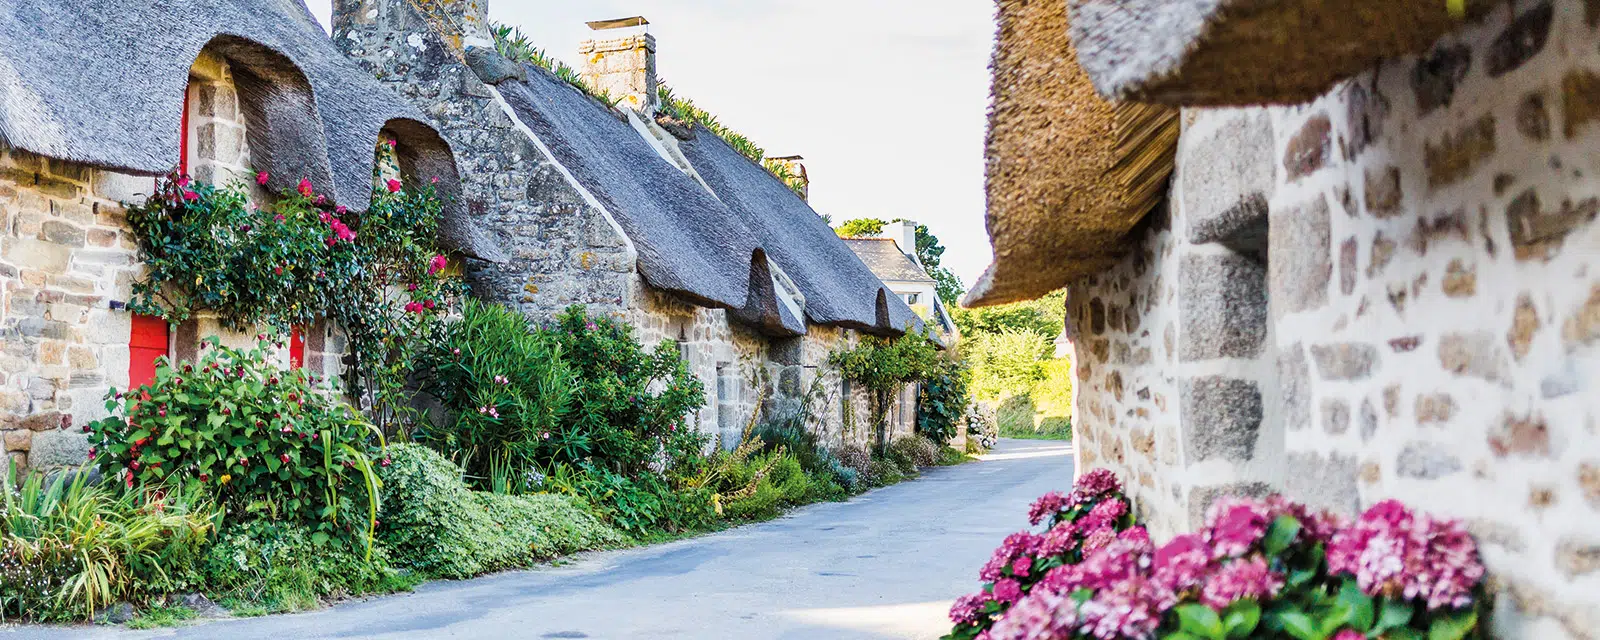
[305,1,996,289]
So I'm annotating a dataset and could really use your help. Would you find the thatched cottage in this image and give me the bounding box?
[331,0,926,449]
[968,0,1600,635]
[0,0,491,470]
[844,220,961,342]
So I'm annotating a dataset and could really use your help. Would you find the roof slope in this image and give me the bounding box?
[493,65,759,312]
[843,238,935,285]
[675,127,923,335]
[0,0,499,260]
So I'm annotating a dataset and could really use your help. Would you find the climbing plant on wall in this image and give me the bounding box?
[829,331,940,452]
[125,172,465,432]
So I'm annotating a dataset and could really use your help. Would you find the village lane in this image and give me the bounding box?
[11,439,1072,640]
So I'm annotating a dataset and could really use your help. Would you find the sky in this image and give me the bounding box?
[304,1,996,289]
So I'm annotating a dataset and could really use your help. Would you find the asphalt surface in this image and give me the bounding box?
[6,438,1073,640]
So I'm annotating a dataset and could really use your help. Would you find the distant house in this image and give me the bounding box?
[333,2,925,449]
[842,221,959,342]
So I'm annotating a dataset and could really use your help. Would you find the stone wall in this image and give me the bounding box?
[1262,1,1600,634]
[332,0,637,319]
[1071,0,1600,635]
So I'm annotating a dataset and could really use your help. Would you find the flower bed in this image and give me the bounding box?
[946,470,1487,640]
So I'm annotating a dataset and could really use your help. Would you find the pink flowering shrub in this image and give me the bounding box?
[946,470,1488,640]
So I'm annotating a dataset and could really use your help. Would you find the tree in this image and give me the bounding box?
[951,289,1066,344]
[967,329,1051,401]
[835,218,887,238]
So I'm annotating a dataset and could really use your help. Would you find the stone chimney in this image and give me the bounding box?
[579,17,657,114]
[766,155,809,201]
[333,0,492,54]
[894,220,920,265]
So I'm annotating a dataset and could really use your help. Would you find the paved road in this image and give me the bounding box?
[8,439,1073,640]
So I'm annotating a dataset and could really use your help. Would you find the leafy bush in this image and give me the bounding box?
[944,471,1489,640]
[834,444,876,487]
[86,336,383,547]
[968,330,1051,402]
[200,520,403,614]
[375,444,622,578]
[753,412,860,493]
[996,394,1036,438]
[125,174,463,430]
[888,434,939,472]
[1,469,214,621]
[570,463,714,536]
[918,358,972,444]
[831,331,941,451]
[1032,357,1073,425]
[550,306,708,476]
[417,299,575,488]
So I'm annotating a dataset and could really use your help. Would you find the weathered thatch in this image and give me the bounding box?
[492,63,761,318]
[965,0,1178,308]
[844,238,935,285]
[1068,0,1492,105]
[0,0,499,261]
[675,126,923,336]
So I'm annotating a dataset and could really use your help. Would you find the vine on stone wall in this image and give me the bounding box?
[125,172,465,431]
[829,331,940,452]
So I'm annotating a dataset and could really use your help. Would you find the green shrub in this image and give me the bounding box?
[86,336,383,547]
[375,444,625,578]
[968,329,1051,402]
[1031,357,1073,424]
[551,307,708,476]
[417,299,575,489]
[834,444,876,487]
[917,358,971,444]
[0,469,215,621]
[568,464,713,537]
[888,434,939,471]
[753,414,860,493]
[200,520,403,613]
[868,458,904,487]
[996,393,1037,437]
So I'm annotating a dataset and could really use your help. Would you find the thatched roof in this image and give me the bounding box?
[964,0,1178,308]
[0,0,500,261]
[492,64,765,318]
[1067,0,1487,105]
[675,128,924,336]
[843,238,934,285]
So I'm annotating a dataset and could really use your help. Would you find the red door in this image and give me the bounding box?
[129,314,169,389]
[289,325,306,369]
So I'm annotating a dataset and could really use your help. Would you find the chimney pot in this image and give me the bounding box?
[895,220,920,265]
[767,155,809,201]
[579,16,657,113]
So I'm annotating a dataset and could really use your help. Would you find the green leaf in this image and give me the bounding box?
[1274,611,1323,640]
[1337,580,1376,631]
[1177,604,1225,640]
[1428,609,1477,640]
[1386,628,1425,640]
[1163,634,1204,640]
[1223,602,1262,638]
[1263,514,1302,556]
[1373,599,1414,636]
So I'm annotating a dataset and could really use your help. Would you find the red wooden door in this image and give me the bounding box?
[129,314,169,389]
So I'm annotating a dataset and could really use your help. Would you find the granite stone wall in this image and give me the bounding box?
[1072,1,1600,635]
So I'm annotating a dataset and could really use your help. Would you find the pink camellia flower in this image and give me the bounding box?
[429,175,439,184]
[279,453,291,465]
[407,283,418,292]
[990,579,1023,605]
[1200,556,1284,609]
[948,592,992,626]
[1027,491,1069,526]
[335,205,348,214]
[175,175,190,188]
[386,138,398,148]
[182,190,199,201]
[1332,631,1365,640]
[428,254,448,275]
[256,171,269,185]
[386,178,402,193]
[297,178,314,197]
[274,213,286,223]
[424,299,435,310]
[315,194,327,205]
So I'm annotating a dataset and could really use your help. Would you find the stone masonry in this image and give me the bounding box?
[1069,1,1600,636]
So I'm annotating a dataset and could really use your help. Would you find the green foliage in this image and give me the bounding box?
[374,444,623,578]
[0,469,215,621]
[967,329,1051,401]
[656,84,805,197]
[86,336,383,548]
[200,520,405,614]
[951,289,1066,342]
[551,306,708,476]
[830,332,941,394]
[417,299,575,488]
[834,218,887,238]
[1033,358,1073,421]
[753,412,860,493]
[125,174,464,431]
[125,604,199,629]
[491,23,617,106]
[887,434,939,473]
[996,394,1037,438]
[917,357,972,444]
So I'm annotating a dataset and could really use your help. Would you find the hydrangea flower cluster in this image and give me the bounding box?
[1327,499,1485,611]
[944,470,1488,640]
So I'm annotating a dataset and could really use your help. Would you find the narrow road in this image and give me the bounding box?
[10,439,1073,640]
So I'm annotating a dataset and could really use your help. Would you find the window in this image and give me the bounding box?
[906,293,919,305]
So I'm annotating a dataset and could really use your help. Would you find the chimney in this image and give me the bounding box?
[579,17,657,114]
[333,0,491,55]
[894,220,920,265]
[766,155,809,201]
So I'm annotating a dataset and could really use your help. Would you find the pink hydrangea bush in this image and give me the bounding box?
[945,470,1488,640]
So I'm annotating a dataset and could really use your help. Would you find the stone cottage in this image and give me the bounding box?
[968,0,1600,635]
[331,1,925,449]
[844,220,961,342]
[0,0,489,471]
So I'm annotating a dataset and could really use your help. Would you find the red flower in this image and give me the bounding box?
[407,283,418,291]
[199,474,209,482]
[274,266,284,275]
[424,299,435,310]
[175,175,190,188]
[182,190,199,201]
[428,254,448,275]
[280,453,291,464]
[274,214,286,223]
[386,179,402,193]
[335,205,348,214]
[297,178,314,197]
[256,171,270,185]
[386,138,398,148]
